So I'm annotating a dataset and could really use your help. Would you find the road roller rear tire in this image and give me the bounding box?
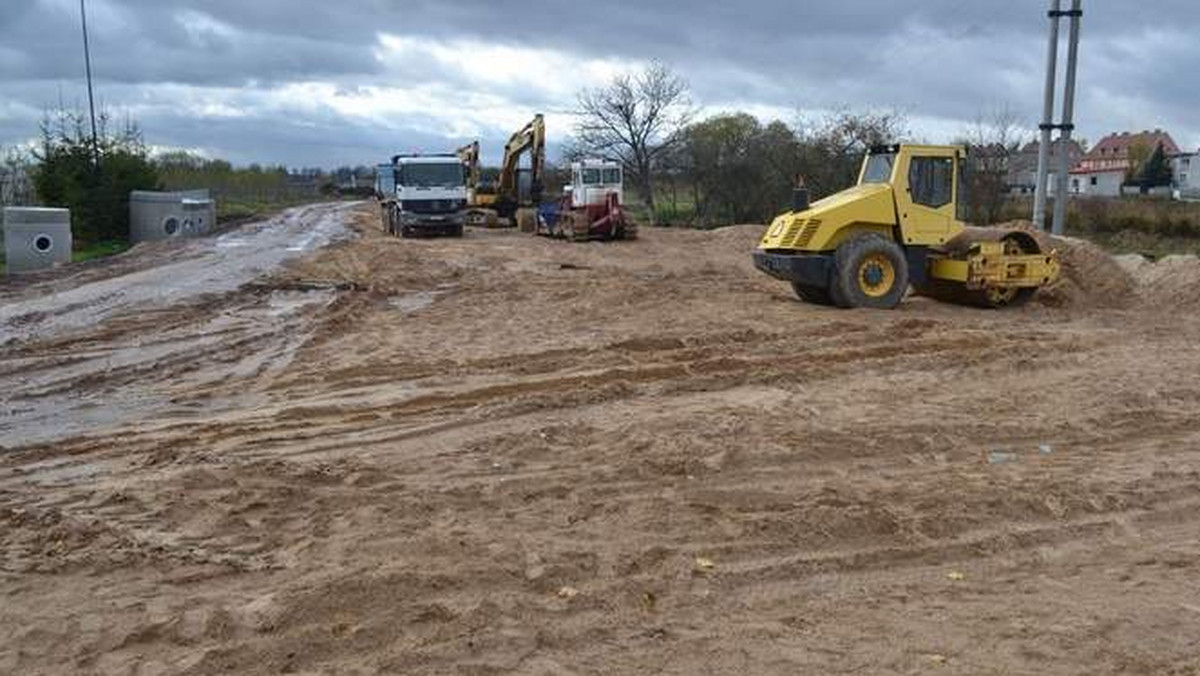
[831,234,909,310]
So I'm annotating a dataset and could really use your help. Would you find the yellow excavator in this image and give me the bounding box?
[457,114,546,230]
[754,144,1060,309]
[456,141,499,227]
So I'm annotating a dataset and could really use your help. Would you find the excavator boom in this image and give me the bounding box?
[497,114,546,210]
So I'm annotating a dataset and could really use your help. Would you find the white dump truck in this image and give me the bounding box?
[380,154,468,238]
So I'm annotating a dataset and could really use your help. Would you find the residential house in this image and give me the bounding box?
[1006,138,1084,195]
[1070,129,1180,196]
[1173,150,1200,200]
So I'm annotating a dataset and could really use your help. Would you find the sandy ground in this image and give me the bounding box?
[2,203,1200,675]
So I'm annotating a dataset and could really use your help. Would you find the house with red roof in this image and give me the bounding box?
[1070,130,1180,196]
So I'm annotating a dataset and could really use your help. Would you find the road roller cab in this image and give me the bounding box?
[753,144,1060,309]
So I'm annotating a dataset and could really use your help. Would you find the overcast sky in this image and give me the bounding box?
[2,0,1198,167]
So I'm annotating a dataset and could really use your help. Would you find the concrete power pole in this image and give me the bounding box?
[80,0,101,167]
[1052,1,1083,236]
[1033,0,1083,234]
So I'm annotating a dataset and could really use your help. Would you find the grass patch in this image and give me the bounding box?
[73,240,130,264]
[218,199,306,225]
[1001,196,1200,258]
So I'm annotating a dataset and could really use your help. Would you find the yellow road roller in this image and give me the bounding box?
[753,144,1060,309]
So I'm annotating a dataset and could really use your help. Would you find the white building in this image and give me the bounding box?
[1069,130,1180,197]
[1173,151,1199,200]
[1069,168,1125,196]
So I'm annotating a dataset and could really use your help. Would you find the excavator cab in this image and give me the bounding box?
[754,144,1060,309]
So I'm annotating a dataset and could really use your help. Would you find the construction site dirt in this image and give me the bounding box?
[3,203,1200,675]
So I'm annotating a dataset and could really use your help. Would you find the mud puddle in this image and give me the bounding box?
[0,202,356,347]
[0,203,357,447]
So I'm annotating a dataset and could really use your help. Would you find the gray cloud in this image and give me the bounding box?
[1,0,1198,166]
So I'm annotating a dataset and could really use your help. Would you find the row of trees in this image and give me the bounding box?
[32,109,159,243]
[568,63,912,226]
[566,63,1092,228]
[667,109,907,225]
[156,151,325,204]
[11,108,340,245]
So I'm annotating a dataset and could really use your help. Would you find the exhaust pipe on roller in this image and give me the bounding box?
[792,175,810,213]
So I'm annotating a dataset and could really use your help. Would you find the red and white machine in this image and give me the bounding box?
[535,159,637,241]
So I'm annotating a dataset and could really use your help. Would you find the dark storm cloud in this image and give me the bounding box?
[0,0,382,85]
[2,0,1198,165]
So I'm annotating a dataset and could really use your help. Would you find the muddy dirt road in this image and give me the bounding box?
[2,204,1199,675]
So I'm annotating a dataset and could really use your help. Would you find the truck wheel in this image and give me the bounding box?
[831,234,909,309]
[452,224,465,237]
[790,282,833,306]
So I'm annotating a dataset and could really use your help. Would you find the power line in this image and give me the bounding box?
[80,0,100,166]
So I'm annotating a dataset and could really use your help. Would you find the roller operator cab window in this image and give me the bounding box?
[399,163,466,188]
[602,168,621,184]
[909,156,954,209]
[862,153,896,184]
[582,168,603,185]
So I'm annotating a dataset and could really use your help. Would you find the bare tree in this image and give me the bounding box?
[794,107,910,198]
[1,147,36,207]
[574,61,695,224]
[959,105,1025,224]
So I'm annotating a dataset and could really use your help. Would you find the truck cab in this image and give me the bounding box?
[385,154,469,238]
[567,160,623,209]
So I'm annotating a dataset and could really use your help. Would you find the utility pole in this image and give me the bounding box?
[80,0,101,167]
[1052,0,1082,236]
[1033,0,1083,234]
[1032,0,1060,232]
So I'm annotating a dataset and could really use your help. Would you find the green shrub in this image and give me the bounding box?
[32,109,159,245]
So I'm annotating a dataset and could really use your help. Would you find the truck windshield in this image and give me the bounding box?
[400,163,465,188]
[861,153,896,184]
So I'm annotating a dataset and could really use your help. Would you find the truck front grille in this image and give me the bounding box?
[401,200,461,214]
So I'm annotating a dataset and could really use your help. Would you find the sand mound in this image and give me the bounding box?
[979,221,1137,310]
[704,223,768,250]
[1117,253,1200,310]
[1038,234,1138,309]
[985,221,1200,312]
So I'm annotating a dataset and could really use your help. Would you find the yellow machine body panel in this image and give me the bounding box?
[758,144,972,254]
[889,145,966,247]
[759,183,897,253]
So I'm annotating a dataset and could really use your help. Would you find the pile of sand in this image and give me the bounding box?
[985,220,1198,312]
[1116,253,1200,311]
[979,221,1136,310]
[1037,234,1139,310]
